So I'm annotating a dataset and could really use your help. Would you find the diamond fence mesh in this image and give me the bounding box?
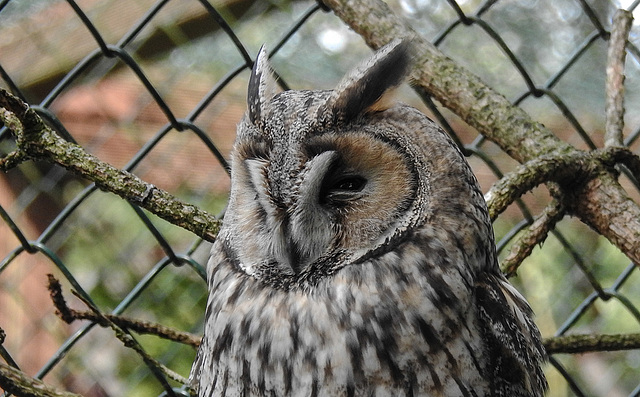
[0,0,639,396]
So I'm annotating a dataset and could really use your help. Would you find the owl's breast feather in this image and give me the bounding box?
[194,234,491,396]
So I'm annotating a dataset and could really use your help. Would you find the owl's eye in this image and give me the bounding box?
[320,174,367,205]
[332,175,367,192]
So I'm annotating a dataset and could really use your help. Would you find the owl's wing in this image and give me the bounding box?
[475,272,548,397]
[189,344,203,395]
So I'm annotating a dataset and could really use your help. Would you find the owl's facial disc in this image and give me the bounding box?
[232,128,416,278]
[231,39,417,280]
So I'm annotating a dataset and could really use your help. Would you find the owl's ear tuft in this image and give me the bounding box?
[318,39,412,126]
[248,46,279,127]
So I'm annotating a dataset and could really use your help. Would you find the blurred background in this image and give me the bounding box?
[0,0,639,396]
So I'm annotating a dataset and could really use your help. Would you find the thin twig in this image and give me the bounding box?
[544,333,640,354]
[605,9,633,148]
[501,200,565,277]
[47,274,201,348]
[70,290,185,395]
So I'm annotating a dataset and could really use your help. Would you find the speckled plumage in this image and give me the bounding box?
[189,40,547,396]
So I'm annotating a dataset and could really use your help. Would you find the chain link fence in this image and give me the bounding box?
[0,0,639,396]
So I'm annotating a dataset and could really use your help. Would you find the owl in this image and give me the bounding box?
[189,40,547,396]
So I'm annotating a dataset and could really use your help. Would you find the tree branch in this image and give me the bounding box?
[605,9,633,148]
[501,200,565,277]
[0,88,221,242]
[69,290,188,394]
[0,362,83,397]
[485,146,640,220]
[485,151,594,222]
[544,333,640,355]
[321,0,640,267]
[47,274,201,348]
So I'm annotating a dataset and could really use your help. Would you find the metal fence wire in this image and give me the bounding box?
[0,0,639,396]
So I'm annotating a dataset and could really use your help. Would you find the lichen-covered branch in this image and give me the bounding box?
[321,0,640,267]
[500,200,565,277]
[0,88,221,242]
[605,9,633,148]
[485,146,640,221]
[47,274,200,348]
[0,362,83,397]
[544,333,640,354]
[485,151,595,222]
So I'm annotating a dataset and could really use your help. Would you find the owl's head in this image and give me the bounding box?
[222,40,487,289]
